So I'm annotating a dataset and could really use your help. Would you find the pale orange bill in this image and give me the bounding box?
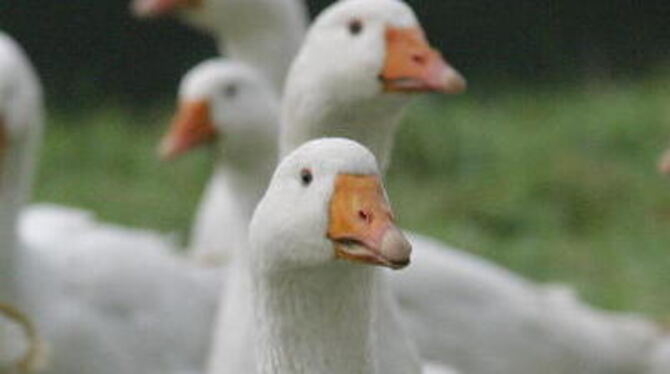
[132,0,202,18]
[328,174,412,270]
[158,100,218,161]
[381,26,466,94]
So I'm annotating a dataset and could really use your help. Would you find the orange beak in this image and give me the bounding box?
[131,0,202,18]
[659,148,670,175]
[158,100,218,161]
[381,27,466,94]
[328,174,412,270]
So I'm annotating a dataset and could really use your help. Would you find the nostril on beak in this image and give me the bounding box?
[358,210,373,224]
[412,54,427,65]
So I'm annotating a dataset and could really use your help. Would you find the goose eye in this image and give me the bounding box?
[223,84,238,98]
[348,19,363,36]
[300,168,313,186]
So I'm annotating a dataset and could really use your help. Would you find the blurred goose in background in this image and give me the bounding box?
[249,137,458,374]
[133,0,308,264]
[0,32,221,374]
[131,0,308,94]
[279,0,670,373]
[159,59,279,374]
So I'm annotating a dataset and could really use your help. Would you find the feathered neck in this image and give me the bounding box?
[0,117,40,302]
[280,79,410,172]
[216,0,308,93]
[253,262,378,374]
[211,120,279,237]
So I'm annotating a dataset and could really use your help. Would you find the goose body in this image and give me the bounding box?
[159,2,670,371]
[134,0,309,264]
[0,33,221,374]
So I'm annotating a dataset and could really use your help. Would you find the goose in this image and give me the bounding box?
[1,32,222,374]
[158,59,279,374]
[160,1,670,371]
[161,58,461,374]
[249,137,459,374]
[131,0,308,94]
[133,0,308,264]
[278,0,670,372]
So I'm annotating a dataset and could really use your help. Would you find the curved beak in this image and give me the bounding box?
[131,0,202,18]
[328,174,412,270]
[158,100,218,161]
[381,27,466,94]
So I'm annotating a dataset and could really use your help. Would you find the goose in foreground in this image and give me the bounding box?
[162,59,458,374]
[133,0,308,264]
[250,137,457,374]
[1,32,221,374]
[279,0,669,372]
[160,1,670,372]
[131,0,308,94]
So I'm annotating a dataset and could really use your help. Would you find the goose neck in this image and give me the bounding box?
[216,0,308,93]
[0,129,38,302]
[254,263,378,374]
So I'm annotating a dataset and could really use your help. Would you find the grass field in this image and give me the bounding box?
[34,76,670,318]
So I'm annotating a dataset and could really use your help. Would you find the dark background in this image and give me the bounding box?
[1,0,669,107]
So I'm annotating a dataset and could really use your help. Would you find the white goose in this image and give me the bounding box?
[160,1,670,371]
[249,137,458,374]
[133,0,308,264]
[279,0,670,373]
[132,0,308,94]
[159,59,282,373]
[161,59,459,374]
[1,32,221,374]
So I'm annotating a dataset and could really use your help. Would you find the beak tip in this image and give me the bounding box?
[130,1,151,17]
[380,227,412,270]
[439,69,467,94]
[157,139,178,161]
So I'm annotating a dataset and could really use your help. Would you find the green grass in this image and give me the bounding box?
[34,76,670,318]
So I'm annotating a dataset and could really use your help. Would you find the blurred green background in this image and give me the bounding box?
[2,1,670,317]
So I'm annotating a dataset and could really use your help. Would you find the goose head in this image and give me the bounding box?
[131,0,259,34]
[0,34,42,186]
[287,0,466,105]
[159,59,278,162]
[250,138,411,272]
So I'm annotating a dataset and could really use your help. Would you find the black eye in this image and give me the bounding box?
[300,168,313,186]
[223,84,238,98]
[348,19,363,35]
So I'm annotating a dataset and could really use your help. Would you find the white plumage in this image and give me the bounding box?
[0,32,221,374]
[132,0,309,264]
